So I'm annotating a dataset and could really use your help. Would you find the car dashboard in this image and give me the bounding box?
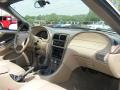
[31,26,120,82]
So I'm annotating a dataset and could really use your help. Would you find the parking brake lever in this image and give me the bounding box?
[23,67,34,78]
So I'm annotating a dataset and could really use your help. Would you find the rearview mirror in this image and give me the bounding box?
[34,0,50,8]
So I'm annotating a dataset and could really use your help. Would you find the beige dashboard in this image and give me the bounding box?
[44,32,120,82]
[28,27,120,83]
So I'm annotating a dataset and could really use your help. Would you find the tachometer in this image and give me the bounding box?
[36,31,48,39]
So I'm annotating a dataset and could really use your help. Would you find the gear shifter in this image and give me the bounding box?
[10,67,34,82]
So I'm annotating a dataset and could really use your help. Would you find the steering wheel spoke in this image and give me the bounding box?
[14,31,30,54]
[21,41,25,46]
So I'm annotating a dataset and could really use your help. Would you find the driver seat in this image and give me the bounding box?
[0,60,25,75]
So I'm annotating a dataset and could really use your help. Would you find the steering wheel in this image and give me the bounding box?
[14,31,30,54]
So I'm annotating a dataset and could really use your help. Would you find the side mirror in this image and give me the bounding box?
[34,0,50,8]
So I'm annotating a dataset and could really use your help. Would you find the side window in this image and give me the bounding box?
[0,8,18,30]
[3,17,6,20]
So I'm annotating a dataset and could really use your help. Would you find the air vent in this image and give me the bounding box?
[60,35,67,41]
[53,34,67,41]
[53,34,59,40]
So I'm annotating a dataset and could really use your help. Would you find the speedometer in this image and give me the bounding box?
[36,31,48,39]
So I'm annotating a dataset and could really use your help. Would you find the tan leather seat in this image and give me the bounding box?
[0,65,66,90]
[19,79,66,90]
[0,60,25,75]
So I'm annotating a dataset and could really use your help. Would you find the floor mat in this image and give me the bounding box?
[58,68,119,90]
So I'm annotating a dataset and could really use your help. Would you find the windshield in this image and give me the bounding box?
[10,0,120,33]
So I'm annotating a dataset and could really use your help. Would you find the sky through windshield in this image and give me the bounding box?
[11,0,89,16]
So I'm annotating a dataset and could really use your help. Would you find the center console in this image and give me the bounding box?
[52,34,67,59]
[38,33,69,75]
[45,33,68,74]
